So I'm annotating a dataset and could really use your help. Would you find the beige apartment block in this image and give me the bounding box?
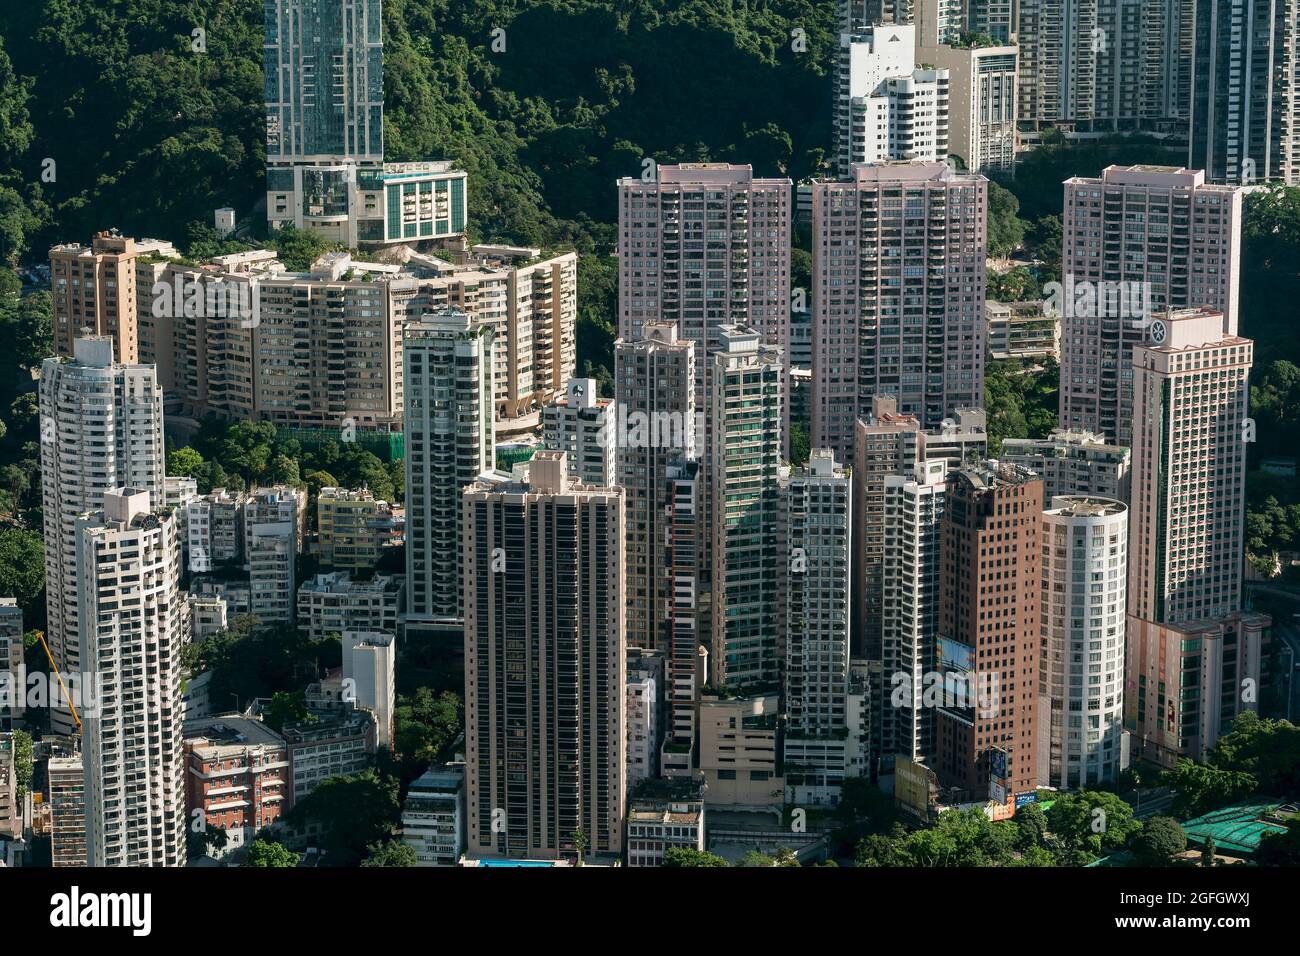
[317,486,403,570]
[1125,307,1265,766]
[463,452,626,858]
[698,694,784,807]
[49,231,178,364]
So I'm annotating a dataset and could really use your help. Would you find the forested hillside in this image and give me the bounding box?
[0,0,837,261]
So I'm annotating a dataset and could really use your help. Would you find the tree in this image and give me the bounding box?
[285,769,402,865]
[1014,802,1049,851]
[167,446,205,477]
[361,840,418,867]
[1130,816,1187,867]
[264,690,313,734]
[0,526,43,619]
[1255,820,1300,866]
[987,182,1027,258]
[572,826,588,865]
[1046,790,1140,860]
[10,729,32,799]
[662,847,728,867]
[243,839,298,868]
[393,688,462,779]
[1200,836,1216,868]
[1163,759,1257,818]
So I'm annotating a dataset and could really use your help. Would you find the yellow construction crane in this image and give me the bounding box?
[34,631,82,735]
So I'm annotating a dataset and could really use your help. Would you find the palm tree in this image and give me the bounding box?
[572,827,588,867]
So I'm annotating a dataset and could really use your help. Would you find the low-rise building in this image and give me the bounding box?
[626,796,706,867]
[985,299,1060,361]
[699,694,784,807]
[1001,429,1131,503]
[183,715,289,856]
[317,487,404,570]
[283,708,376,806]
[401,765,466,866]
[343,631,396,749]
[297,571,405,641]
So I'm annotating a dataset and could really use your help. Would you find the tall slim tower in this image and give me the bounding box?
[708,326,784,690]
[812,162,987,461]
[463,452,626,858]
[880,458,947,764]
[614,323,697,653]
[933,462,1043,803]
[403,309,495,627]
[784,450,854,804]
[1125,307,1267,765]
[1038,495,1129,789]
[1059,165,1242,445]
[78,489,185,867]
[40,337,164,737]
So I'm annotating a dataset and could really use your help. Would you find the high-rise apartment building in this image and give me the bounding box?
[839,0,913,33]
[933,462,1042,803]
[1001,429,1132,502]
[708,327,784,690]
[835,25,950,174]
[244,485,305,624]
[1059,165,1242,446]
[617,163,792,379]
[812,162,987,461]
[542,378,615,487]
[1038,495,1129,789]
[1190,0,1300,185]
[463,452,626,858]
[412,246,579,420]
[784,450,854,805]
[78,489,186,867]
[403,309,495,625]
[1128,308,1249,625]
[1016,0,1193,131]
[614,323,697,654]
[880,459,947,764]
[263,0,383,164]
[1126,307,1267,765]
[40,337,164,737]
[851,396,985,714]
[49,232,178,364]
